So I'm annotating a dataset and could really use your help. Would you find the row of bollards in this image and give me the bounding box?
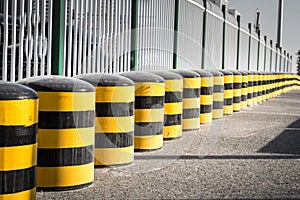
[1,71,299,199]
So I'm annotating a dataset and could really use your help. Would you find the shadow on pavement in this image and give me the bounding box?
[258,118,300,155]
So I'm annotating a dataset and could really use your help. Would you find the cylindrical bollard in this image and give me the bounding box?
[120,72,165,151]
[229,70,242,112]
[270,72,276,98]
[247,71,254,107]
[76,74,135,166]
[170,70,200,131]
[206,70,224,119]
[239,71,248,109]
[151,71,183,140]
[219,70,233,115]
[0,82,38,200]
[265,72,271,100]
[275,72,280,96]
[19,76,95,191]
[252,72,258,105]
[257,72,263,104]
[261,72,267,102]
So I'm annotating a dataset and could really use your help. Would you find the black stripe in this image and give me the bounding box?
[233,83,242,89]
[257,92,262,97]
[38,145,94,167]
[224,83,233,90]
[241,95,247,101]
[164,114,182,126]
[253,92,258,97]
[258,81,262,86]
[262,90,266,95]
[247,94,253,99]
[200,105,212,114]
[213,85,224,93]
[0,166,36,194]
[253,81,258,86]
[183,88,200,98]
[165,91,183,103]
[95,132,133,148]
[248,81,253,87]
[224,98,233,106]
[233,97,241,103]
[242,82,248,88]
[134,122,163,136]
[0,124,37,147]
[95,102,134,117]
[213,101,223,109]
[183,108,200,119]
[135,96,164,109]
[38,111,94,129]
[201,87,213,95]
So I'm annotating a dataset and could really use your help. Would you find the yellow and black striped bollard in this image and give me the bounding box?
[206,70,224,119]
[270,72,276,98]
[219,70,233,115]
[76,74,135,166]
[252,72,258,105]
[121,72,165,151]
[229,70,242,112]
[261,72,267,102]
[246,71,254,107]
[257,72,263,104]
[0,82,38,200]
[193,70,213,124]
[265,72,271,100]
[151,71,183,140]
[239,71,248,109]
[171,70,200,131]
[19,77,95,191]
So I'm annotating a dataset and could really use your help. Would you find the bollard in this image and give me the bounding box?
[229,70,242,112]
[257,72,263,104]
[170,70,200,130]
[206,70,224,119]
[19,76,95,191]
[192,70,213,124]
[265,72,271,100]
[261,72,267,102]
[0,82,38,200]
[252,72,258,105]
[219,70,233,115]
[120,72,165,151]
[76,74,135,166]
[270,72,276,98]
[246,71,254,107]
[151,71,183,140]
[239,71,248,109]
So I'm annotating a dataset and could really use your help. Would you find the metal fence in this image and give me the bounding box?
[0,0,294,82]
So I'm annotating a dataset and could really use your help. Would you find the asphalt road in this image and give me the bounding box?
[37,90,300,200]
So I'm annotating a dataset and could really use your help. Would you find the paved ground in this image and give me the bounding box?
[37,90,300,200]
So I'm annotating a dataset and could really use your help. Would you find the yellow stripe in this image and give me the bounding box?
[95,86,134,103]
[135,109,164,123]
[233,75,242,83]
[247,86,253,93]
[165,79,183,92]
[233,89,241,97]
[248,75,254,82]
[164,102,182,115]
[241,101,248,109]
[213,92,224,101]
[94,146,133,166]
[201,77,213,87]
[37,163,94,188]
[241,88,248,96]
[233,103,241,112]
[0,188,36,200]
[200,95,213,105]
[224,90,233,98]
[213,77,224,85]
[135,82,165,96]
[38,127,95,149]
[163,125,182,139]
[134,134,163,150]
[38,92,95,112]
[182,118,200,130]
[0,144,37,171]
[95,116,134,133]
[212,109,223,119]
[253,97,258,105]
[224,105,233,115]
[242,76,248,83]
[200,113,212,124]
[183,98,200,109]
[224,75,233,84]
[247,99,253,106]
[0,99,38,126]
[183,78,201,89]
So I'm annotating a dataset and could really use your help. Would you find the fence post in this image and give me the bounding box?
[51,0,65,75]
[221,5,226,70]
[247,23,251,71]
[236,15,241,70]
[257,30,260,71]
[172,0,179,70]
[201,0,207,70]
[130,0,139,71]
[270,40,273,71]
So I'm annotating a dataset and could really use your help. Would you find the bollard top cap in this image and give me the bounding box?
[119,71,165,83]
[218,69,234,75]
[204,70,224,77]
[150,71,183,80]
[0,81,38,100]
[228,70,242,75]
[169,70,200,78]
[76,73,134,87]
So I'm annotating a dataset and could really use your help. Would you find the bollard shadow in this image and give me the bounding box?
[258,118,300,155]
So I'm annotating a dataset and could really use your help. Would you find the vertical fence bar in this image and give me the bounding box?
[18,0,25,80]
[11,0,17,81]
[172,0,179,69]
[72,0,79,76]
[131,0,138,71]
[247,23,251,71]
[33,0,39,76]
[263,36,267,71]
[236,15,241,70]
[40,0,46,76]
[2,0,8,81]
[47,0,53,75]
[92,0,97,73]
[270,40,273,71]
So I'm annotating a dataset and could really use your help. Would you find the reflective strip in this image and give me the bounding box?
[183,78,201,89]
[0,188,36,199]
[224,105,233,115]
[163,125,182,139]
[94,146,134,166]
[224,76,233,83]
[200,95,213,105]
[134,134,163,150]
[233,89,242,97]
[165,80,183,92]
[182,118,200,130]
[38,128,95,149]
[37,163,94,187]
[0,144,37,171]
[183,98,200,109]
[134,109,164,123]
[164,102,182,115]
[38,92,95,112]
[0,99,38,126]
[95,116,134,133]
[200,113,212,124]
[224,90,233,99]
[134,83,165,96]
[95,86,135,103]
